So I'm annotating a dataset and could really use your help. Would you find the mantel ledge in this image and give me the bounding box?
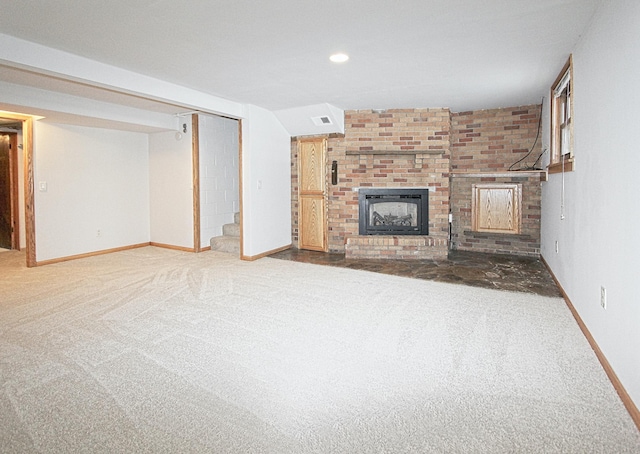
[345,149,445,156]
[451,170,546,179]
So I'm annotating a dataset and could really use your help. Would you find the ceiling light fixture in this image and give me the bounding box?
[329,53,349,63]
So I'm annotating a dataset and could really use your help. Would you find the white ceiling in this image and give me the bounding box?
[0,0,600,114]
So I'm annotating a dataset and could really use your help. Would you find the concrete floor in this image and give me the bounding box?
[269,248,562,298]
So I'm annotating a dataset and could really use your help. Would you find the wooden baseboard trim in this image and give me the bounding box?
[36,243,150,266]
[540,255,640,431]
[241,244,291,261]
[200,246,211,252]
[149,242,195,253]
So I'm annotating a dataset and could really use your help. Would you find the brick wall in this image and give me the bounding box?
[451,105,543,172]
[450,174,542,256]
[449,105,543,256]
[291,104,544,258]
[291,138,300,248]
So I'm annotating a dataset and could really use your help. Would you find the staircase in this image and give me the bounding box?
[210,213,240,254]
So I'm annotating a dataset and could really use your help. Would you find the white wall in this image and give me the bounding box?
[198,114,239,248]
[541,0,640,408]
[241,105,292,257]
[34,122,150,261]
[148,123,194,249]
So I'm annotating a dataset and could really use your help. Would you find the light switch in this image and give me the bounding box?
[38,181,47,192]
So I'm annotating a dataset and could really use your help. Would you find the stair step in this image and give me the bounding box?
[210,235,240,254]
[222,222,240,237]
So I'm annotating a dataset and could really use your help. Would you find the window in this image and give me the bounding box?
[549,55,574,173]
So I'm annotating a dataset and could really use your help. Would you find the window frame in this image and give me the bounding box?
[549,55,574,174]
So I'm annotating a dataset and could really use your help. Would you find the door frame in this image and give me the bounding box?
[1,132,20,250]
[191,114,202,252]
[191,114,243,256]
[0,112,35,266]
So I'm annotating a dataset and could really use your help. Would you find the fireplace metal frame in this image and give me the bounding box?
[358,188,429,235]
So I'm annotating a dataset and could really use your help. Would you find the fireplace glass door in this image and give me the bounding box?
[358,188,428,235]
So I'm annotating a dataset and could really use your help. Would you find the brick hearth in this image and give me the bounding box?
[345,236,449,260]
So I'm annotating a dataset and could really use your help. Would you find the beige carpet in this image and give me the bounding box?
[1,247,639,453]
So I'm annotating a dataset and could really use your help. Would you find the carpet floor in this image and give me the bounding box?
[1,247,639,453]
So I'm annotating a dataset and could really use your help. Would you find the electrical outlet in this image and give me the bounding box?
[600,286,607,309]
[96,229,102,237]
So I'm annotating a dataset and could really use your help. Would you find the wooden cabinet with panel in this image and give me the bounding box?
[472,183,522,234]
[297,137,328,251]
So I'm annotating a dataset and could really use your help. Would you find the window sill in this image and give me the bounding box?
[548,158,574,174]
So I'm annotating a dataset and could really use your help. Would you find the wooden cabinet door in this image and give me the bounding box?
[298,138,328,251]
[472,183,521,234]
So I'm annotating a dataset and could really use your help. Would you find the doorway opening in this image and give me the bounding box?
[0,112,35,266]
[0,123,20,250]
[193,113,242,256]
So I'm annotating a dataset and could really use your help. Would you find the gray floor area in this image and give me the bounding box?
[270,248,562,297]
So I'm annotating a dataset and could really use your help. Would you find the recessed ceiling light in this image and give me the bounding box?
[330,53,349,63]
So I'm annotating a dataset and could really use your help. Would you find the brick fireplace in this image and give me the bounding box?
[290,105,543,260]
[292,108,451,260]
